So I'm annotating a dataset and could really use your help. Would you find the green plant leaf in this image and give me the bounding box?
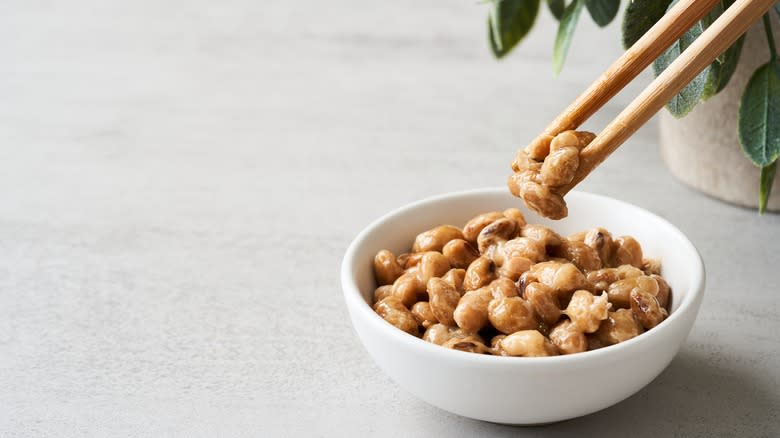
[702,36,744,99]
[652,17,709,117]
[701,0,743,98]
[621,0,673,49]
[760,161,777,213]
[553,0,585,75]
[647,0,741,114]
[488,0,541,58]
[585,0,619,27]
[738,60,780,167]
[547,0,565,20]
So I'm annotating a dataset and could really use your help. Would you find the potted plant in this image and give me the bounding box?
[487,0,780,212]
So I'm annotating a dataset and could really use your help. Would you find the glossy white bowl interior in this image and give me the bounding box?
[341,188,705,424]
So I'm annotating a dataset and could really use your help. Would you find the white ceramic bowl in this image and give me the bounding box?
[341,188,705,425]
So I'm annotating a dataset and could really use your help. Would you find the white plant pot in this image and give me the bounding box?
[659,18,780,211]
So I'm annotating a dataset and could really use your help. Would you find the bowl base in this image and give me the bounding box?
[487,420,557,427]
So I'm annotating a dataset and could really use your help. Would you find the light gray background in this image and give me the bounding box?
[1,1,778,437]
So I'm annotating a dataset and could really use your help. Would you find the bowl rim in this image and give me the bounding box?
[341,187,706,366]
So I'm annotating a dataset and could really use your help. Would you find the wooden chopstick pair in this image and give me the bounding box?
[534,0,778,196]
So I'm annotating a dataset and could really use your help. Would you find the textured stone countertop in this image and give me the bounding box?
[1,1,778,436]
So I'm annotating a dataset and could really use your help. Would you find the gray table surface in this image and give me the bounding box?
[1,1,778,436]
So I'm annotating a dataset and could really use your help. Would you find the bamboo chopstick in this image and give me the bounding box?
[557,0,777,196]
[534,0,720,142]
